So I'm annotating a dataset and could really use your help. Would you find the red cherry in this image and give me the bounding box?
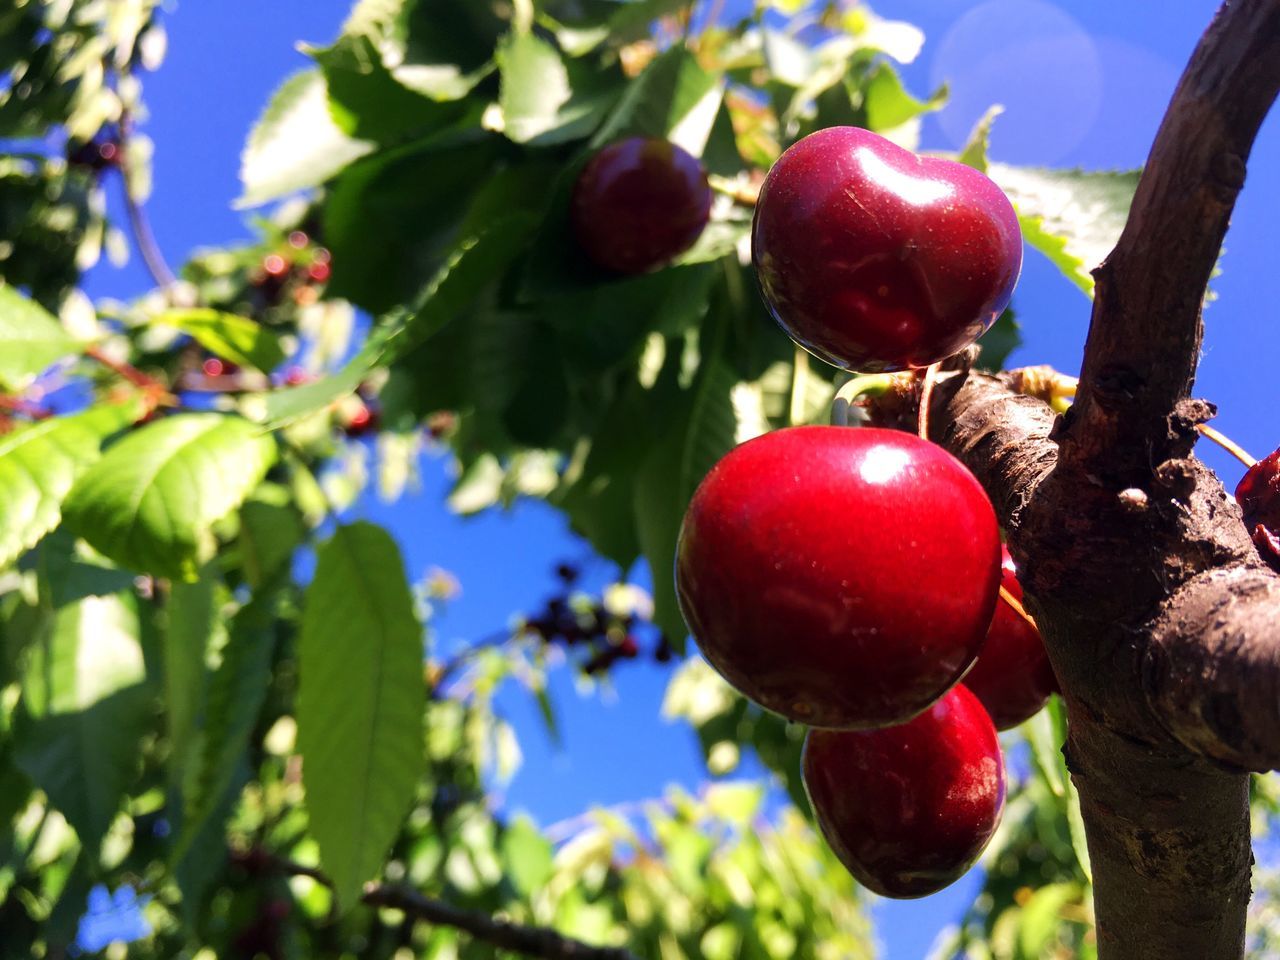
[676,426,1002,729]
[803,684,1006,899]
[307,261,331,283]
[202,357,225,377]
[343,403,379,437]
[571,137,713,275]
[962,546,1057,730]
[1235,449,1280,570]
[283,366,311,387]
[262,253,289,278]
[752,126,1022,372]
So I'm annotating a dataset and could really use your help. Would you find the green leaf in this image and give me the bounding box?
[989,164,1140,297]
[321,135,501,312]
[679,354,749,505]
[1016,882,1082,960]
[152,308,286,374]
[396,215,540,358]
[171,591,278,866]
[337,0,497,102]
[0,283,81,390]
[958,104,1004,172]
[634,428,688,647]
[261,324,398,429]
[495,32,573,144]
[0,403,138,572]
[64,413,278,580]
[14,593,150,852]
[164,573,224,793]
[592,46,723,157]
[29,528,137,610]
[501,815,554,899]
[264,218,534,429]
[237,69,376,208]
[862,62,946,134]
[298,523,425,910]
[237,486,306,589]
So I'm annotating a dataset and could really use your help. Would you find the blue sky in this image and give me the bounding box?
[78,1,1279,956]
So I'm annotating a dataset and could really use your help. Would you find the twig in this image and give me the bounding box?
[0,395,52,419]
[1067,0,1280,481]
[363,885,641,960]
[84,344,169,394]
[273,857,641,960]
[117,113,178,290]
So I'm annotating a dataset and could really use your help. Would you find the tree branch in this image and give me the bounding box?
[363,885,642,960]
[1066,0,1280,482]
[117,113,179,291]
[273,858,641,960]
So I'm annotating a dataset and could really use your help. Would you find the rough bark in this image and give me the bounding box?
[911,5,1280,955]
[924,372,1263,959]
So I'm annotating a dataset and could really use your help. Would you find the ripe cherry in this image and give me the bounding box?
[1235,449,1280,570]
[962,546,1057,730]
[676,425,1001,729]
[752,126,1022,372]
[571,137,713,275]
[803,684,1006,899]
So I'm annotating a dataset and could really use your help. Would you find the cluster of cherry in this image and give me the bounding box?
[522,565,674,674]
[570,126,1056,898]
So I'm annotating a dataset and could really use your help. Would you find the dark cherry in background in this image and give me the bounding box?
[752,126,1022,372]
[803,684,1006,899]
[676,425,1002,730]
[571,137,713,275]
[1235,448,1280,571]
[963,545,1058,730]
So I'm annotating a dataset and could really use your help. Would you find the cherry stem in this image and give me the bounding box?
[1195,423,1257,468]
[999,583,1038,630]
[85,345,165,392]
[789,347,810,426]
[830,373,894,427]
[917,361,941,440]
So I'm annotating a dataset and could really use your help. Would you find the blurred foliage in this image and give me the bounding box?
[0,0,1229,958]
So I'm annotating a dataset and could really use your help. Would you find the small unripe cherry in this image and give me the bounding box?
[571,137,713,275]
[962,546,1058,730]
[803,684,1006,899]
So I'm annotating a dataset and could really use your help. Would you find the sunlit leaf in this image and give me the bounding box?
[298,523,425,909]
[0,283,81,389]
[989,164,1140,297]
[64,413,277,580]
[152,308,286,373]
[0,403,138,572]
[237,69,375,208]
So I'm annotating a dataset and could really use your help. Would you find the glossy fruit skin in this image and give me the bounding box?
[963,546,1057,730]
[572,137,713,275]
[1235,449,1280,571]
[752,126,1022,372]
[803,684,1006,899]
[675,425,1002,729]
